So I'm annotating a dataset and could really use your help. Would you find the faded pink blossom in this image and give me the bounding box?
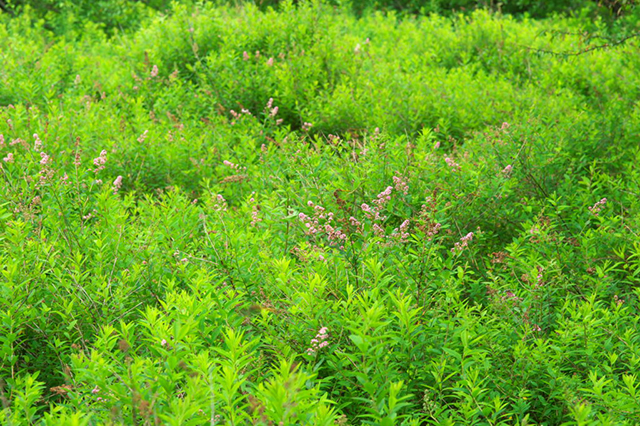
[444,156,460,170]
[113,175,123,193]
[93,150,107,173]
[243,51,249,61]
[213,194,227,212]
[451,232,474,253]
[502,164,513,176]
[150,65,159,78]
[266,57,274,66]
[137,130,149,143]
[588,198,607,216]
[33,134,42,150]
[393,176,409,195]
[3,153,13,163]
[39,152,50,165]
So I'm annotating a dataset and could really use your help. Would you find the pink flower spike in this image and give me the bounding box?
[40,152,50,165]
[113,176,123,193]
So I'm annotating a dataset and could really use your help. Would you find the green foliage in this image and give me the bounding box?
[1,0,640,424]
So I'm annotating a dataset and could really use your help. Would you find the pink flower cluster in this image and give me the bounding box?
[501,290,522,303]
[502,164,513,176]
[229,108,252,125]
[265,98,280,123]
[93,150,107,173]
[3,152,13,163]
[249,195,261,226]
[34,133,42,150]
[222,160,246,172]
[299,202,347,246]
[150,65,159,78]
[306,327,329,355]
[0,134,5,147]
[588,198,607,216]
[113,176,123,194]
[213,194,228,212]
[137,130,149,143]
[39,152,50,165]
[361,186,393,222]
[424,219,441,241]
[302,122,313,132]
[451,232,474,253]
[393,175,409,195]
[444,156,460,170]
[390,219,411,243]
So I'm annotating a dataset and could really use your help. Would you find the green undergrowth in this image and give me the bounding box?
[1,1,640,425]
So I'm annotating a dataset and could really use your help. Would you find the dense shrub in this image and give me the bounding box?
[1,1,640,424]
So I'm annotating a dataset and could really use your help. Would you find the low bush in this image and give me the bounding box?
[1,1,640,424]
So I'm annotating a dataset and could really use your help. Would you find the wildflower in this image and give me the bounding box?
[444,156,460,170]
[150,65,159,78]
[243,51,249,61]
[2,153,13,163]
[373,186,393,208]
[451,232,474,253]
[266,57,274,66]
[33,134,42,150]
[588,198,607,216]
[74,75,81,85]
[392,176,409,195]
[502,164,513,176]
[302,122,313,132]
[213,194,228,212]
[161,339,167,347]
[93,150,107,173]
[354,44,361,54]
[91,386,100,394]
[39,152,50,165]
[434,141,440,149]
[250,204,261,226]
[270,106,278,117]
[501,122,510,130]
[137,130,149,143]
[113,176,123,194]
[0,134,4,147]
[306,327,329,355]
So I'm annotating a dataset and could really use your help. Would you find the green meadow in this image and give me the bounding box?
[1,1,640,424]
